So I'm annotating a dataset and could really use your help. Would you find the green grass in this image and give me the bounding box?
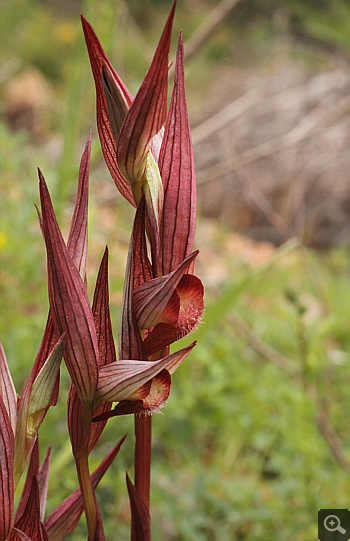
[1,1,349,539]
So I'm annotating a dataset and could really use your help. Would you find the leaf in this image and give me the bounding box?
[89,247,116,453]
[0,395,14,541]
[8,529,32,541]
[0,341,17,436]
[37,447,51,523]
[126,473,151,541]
[119,200,148,361]
[11,475,42,541]
[14,438,39,524]
[158,32,197,276]
[67,132,91,278]
[132,197,152,289]
[27,336,65,434]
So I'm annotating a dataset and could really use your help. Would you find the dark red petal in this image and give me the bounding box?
[126,473,151,541]
[43,435,126,541]
[133,250,198,330]
[117,1,176,184]
[81,15,135,205]
[39,172,98,406]
[0,396,14,541]
[158,32,197,275]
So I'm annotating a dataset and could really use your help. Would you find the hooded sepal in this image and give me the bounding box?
[81,15,135,206]
[33,133,91,410]
[39,172,99,412]
[158,31,197,276]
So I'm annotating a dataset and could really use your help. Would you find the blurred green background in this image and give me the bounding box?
[0,1,349,540]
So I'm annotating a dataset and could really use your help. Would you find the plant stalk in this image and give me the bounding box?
[76,450,97,541]
[134,413,152,510]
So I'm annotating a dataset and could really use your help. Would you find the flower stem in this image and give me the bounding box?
[76,450,97,541]
[134,413,152,510]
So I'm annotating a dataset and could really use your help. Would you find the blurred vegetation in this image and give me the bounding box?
[1,1,349,540]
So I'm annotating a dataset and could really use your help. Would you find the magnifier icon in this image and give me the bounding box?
[324,515,346,534]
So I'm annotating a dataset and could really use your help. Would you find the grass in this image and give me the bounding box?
[1,1,349,539]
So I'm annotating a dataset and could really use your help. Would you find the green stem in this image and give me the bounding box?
[134,413,152,510]
[76,450,97,540]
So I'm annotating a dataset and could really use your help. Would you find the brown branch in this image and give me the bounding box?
[170,0,245,77]
[196,94,350,183]
[191,89,261,145]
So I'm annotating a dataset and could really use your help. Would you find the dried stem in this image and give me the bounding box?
[134,413,152,510]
